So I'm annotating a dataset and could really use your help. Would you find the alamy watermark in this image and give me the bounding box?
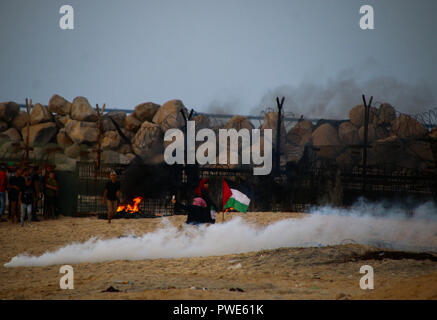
[59,5,74,30]
[359,265,374,290]
[164,121,273,175]
[59,265,74,289]
[58,4,374,31]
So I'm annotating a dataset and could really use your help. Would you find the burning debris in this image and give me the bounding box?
[98,196,162,219]
[116,196,143,214]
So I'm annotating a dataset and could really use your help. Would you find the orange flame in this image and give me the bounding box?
[116,196,143,213]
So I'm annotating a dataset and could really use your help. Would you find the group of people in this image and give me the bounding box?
[0,162,59,227]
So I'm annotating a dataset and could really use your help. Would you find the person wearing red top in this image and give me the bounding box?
[194,178,218,224]
[0,164,8,222]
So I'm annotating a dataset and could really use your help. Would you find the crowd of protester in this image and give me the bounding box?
[0,162,59,227]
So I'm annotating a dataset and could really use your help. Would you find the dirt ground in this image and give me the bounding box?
[0,212,436,300]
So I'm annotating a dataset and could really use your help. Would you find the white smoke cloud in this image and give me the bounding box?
[4,201,437,267]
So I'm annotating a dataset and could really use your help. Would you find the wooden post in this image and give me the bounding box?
[95,103,106,171]
[24,98,33,164]
[275,97,284,176]
[361,95,373,195]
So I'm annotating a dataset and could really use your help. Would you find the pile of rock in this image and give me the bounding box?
[0,96,435,172]
[284,102,436,170]
[0,95,189,170]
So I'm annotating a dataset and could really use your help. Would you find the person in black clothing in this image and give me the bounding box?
[20,177,35,227]
[8,168,25,224]
[30,166,42,221]
[173,178,218,225]
[102,171,120,223]
[194,178,218,224]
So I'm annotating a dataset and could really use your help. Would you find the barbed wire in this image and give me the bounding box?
[373,101,437,129]
[412,108,437,128]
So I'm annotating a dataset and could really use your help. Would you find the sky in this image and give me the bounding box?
[1,0,436,118]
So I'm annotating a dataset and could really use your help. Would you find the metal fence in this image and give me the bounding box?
[73,158,437,216]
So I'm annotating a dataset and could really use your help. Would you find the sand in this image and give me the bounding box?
[0,211,436,300]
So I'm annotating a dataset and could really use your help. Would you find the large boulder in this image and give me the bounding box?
[152,99,187,132]
[64,143,81,159]
[0,128,21,142]
[287,120,313,146]
[0,101,20,122]
[312,123,342,159]
[336,149,355,168]
[338,122,360,146]
[260,112,286,149]
[375,126,389,140]
[349,104,377,127]
[56,129,73,148]
[55,114,71,128]
[390,114,428,138]
[21,122,57,147]
[132,121,164,160]
[48,94,72,115]
[101,150,131,164]
[405,140,435,168]
[0,121,7,132]
[0,141,23,158]
[193,114,210,131]
[30,103,52,125]
[125,114,142,132]
[102,111,127,132]
[54,153,77,171]
[430,126,437,140]
[223,115,254,131]
[123,153,136,163]
[133,102,160,122]
[284,144,306,163]
[367,136,426,169]
[117,143,132,154]
[358,124,376,143]
[375,103,396,126]
[11,111,30,130]
[101,130,121,150]
[71,97,97,122]
[64,119,98,144]
[121,128,135,141]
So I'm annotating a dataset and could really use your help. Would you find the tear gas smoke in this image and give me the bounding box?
[5,201,436,267]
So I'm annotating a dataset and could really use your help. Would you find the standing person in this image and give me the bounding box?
[45,171,58,219]
[0,164,7,222]
[102,171,120,224]
[6,162,15,220]
[30,166,42,222]
[8,168,25,223]
[43,165,53,217]
[22,167,30,179]
[19,177,35,227]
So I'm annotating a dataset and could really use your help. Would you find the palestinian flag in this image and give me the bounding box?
[222,179,250,213]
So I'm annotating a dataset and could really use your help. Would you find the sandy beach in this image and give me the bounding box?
[0,211,436,300]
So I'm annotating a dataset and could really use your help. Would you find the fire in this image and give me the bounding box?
[116,196,143,213]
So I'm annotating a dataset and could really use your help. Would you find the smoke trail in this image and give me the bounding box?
[4,201,437,267]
